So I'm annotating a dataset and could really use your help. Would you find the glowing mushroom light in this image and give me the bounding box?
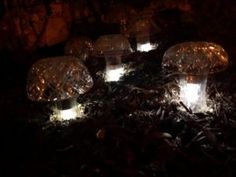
[93,34,133,82]
[135,19,154,52]
[162,42,228,112]
[134,18,158,52]
[27,56,93,121]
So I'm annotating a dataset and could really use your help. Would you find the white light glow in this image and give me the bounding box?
[137,43,158,52]
[50,104,85,121]
[105,66,125,82]
[58,107,78,120]
[179,75,208,113]
[180,83,201,108]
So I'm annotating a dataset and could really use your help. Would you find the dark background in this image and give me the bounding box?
[0,0,235,177]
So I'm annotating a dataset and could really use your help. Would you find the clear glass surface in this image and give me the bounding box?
[27,56,93,102]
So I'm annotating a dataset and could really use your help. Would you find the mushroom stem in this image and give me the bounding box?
[51,98,84,121]
[104,55,124,82]
[136,31,157,52]
[179,74,208,113]
[105,55,122,67]
[136,31,150,45]
[136,31,151,52]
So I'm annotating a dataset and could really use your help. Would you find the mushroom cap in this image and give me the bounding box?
[64,36,94,61]
[162,42,228,75]
[27,56,93,102]
[93,34,133,57]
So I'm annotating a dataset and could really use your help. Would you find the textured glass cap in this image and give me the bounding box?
[64,37,94,61]
[27,56,93,102]
[93,34,133,57]
[162,42,229,75]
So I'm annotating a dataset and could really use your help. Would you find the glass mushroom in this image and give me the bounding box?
[162,42,228,113]
[135,18,152,52]
[132,13,158,52]
[64,36,94,62]
[93,34,133,82]
[27,56,93,121]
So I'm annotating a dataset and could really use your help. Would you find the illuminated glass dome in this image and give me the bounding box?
[162,41,228,113]
[93,34,133,82]
[93,34,133,57]
[162,42,228,75]
[27,56,93,102]
[27,56,93,121]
